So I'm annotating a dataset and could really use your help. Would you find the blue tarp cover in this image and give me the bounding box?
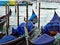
[29,11,38,24]
[29,12,37,21]
[32,34,55,45]
[43,12,60,34]
[50,12,60,22]
[0,35,16,43]
[12,21,34,35]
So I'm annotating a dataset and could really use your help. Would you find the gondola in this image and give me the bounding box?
[0,9,12,29]
[0,10,37,45]
[41,11,60,36]
[28,12,58,45]
[0,9,12,38]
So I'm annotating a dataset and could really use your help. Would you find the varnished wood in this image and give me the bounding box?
[38,3,40,34]
[17,3,19,27]
[26,1,28,33]
[7,4,9,27]
[6,5,8,35]
[26,1,29,45]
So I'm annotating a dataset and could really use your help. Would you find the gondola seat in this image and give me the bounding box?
[31,34,55,45]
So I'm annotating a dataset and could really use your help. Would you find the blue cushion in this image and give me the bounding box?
[12,27,18,35]
[17,26,25,35]
[32,34,55,45]
[0,35,16,43]
[17,21,34,35]
[12,21,34,35]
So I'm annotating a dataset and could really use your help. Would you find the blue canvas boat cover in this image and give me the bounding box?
[29,12,37,21]
[0,35,16,44]
[12,21,34,35]
[42,12,60,35]
[50,11,60,23]
[29,10,38,24]
[32,34,55,45]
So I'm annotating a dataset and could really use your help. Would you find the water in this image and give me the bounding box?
[0,2,60,33]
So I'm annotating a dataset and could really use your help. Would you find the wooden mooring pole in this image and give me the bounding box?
[17,2,19,27]
[38,3,40,34]
[7,3,9,27]
[25,1,29,45]
[6,5,7,15]
[6,4,9,35]
[15,3,17,13]
[6,4,8,35]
